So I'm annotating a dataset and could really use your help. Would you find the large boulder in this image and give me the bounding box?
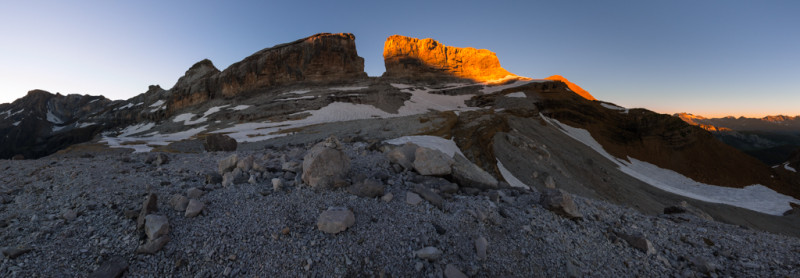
[413,147,454,176]
[451,154,498,189]
[383,35,517,82]
[204,134,237,152]
[302,137,351,188]
[386,143,418,170]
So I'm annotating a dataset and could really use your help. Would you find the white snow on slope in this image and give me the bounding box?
[275,96,316,102]
[784,163,797,173]
[173,105,229,125]
[0,110,9,119]
[46,109,64,124]
[114,103,134,111]
[284,90,311,95]
[231,105,250,111]
[12,121,21,126]
[330,86,368,91]
[497,159,530,190]
[384,135,465,158]
[542,116,799,215]
[102,124,207,153]
[149,100,165,107]
[390,83,413,89]
[505,92,527,98]
[600,103,629,114]
[482,79,545,94]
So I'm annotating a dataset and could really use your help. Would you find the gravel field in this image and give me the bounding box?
[1,140,799,277]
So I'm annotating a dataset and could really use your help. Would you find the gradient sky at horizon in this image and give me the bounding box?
[1,0,798,118]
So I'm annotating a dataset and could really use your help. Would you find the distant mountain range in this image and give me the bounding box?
[675,113,800,165]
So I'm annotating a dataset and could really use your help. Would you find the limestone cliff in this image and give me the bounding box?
[216,33,367,98]
[544,75,596,101]
[382,35,517,82]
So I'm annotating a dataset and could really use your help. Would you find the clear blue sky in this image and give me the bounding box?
[1,0,798,117]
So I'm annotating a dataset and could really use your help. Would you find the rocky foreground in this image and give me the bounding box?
[1,137,799,277]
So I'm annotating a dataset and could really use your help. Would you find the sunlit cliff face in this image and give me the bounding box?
[382,35,518,82]
[544,75,596,101]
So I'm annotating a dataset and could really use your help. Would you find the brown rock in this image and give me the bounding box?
[302,136,351,189]
[539,188,583,220]
[203,133,237,152]
[137,193,158,230]
[217,33,367,98]
[383,35,518,82]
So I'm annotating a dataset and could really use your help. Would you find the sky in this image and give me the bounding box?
[1,0,798,118]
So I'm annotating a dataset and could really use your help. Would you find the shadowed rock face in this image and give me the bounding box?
[382,35,516,82]
[216,33,367,98]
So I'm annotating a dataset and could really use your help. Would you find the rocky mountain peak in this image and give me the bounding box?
[543,75,596,101]
[172,59,220,90]
[382,35,517,82]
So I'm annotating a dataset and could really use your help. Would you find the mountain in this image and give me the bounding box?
[675,112,800,165]
[2,32,800,276]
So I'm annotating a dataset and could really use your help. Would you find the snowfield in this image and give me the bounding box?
[784,162,797,173]
[600,102,629,113]
[543,115,799,215]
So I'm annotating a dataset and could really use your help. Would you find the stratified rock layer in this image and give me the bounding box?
[383,35,516,82]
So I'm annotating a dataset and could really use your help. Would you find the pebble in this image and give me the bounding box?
[406,192,423,205]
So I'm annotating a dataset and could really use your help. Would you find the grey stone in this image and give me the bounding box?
[475,236,488,260]
[136,235,170,255]
[414,246,442,261]
[169,195,189,211]
[205,172,222,185]
[137,193,158,230]
[185,199,204,218]
[218,154,239,174]
[281,160,301,173]
[316,207,355,234]
[540,188,583,220]
[302,137,351,189]
[691,256,717,274]
[452,154,498,189]
[444,264,467,278]
[62,209,77,221]
[412,184,443,209]
[236,155,254,172]
[88,256,128,278]
[186,187,204,199]
[144,214,169,240]
[386,143,418,170]
[1,247,31,259]
[406,192,423,205]
[347,179,386,198]
[382,193,394,202]
[412,147,454,176]
[617,232,655,255]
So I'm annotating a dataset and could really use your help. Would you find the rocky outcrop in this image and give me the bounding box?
[168,59,220,113]
[217,33,367,98]
[544,75,596,101]
[383,35,517,82]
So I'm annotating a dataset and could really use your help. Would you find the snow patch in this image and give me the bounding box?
[544,116,799,215]
[784,163,797,173]
[46,109,64,124]
[275,96,316,102]
[148,100,165,107]
[482,79,545,94]
[284,90,311,95]
[330,86,368,91]
[384,135,465,158]
[102,124,207,153]
[497,159,530,190]
[600,103,629,114]
[505,92,527,98]
[173,105,229,125]
[114,103,134,111]
[231,105,250,111]
[12,121,21,126]
[390,83,414,89]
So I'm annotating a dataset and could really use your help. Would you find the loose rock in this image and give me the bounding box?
[414,246,442,261]
[316,207,355,234]
[475,236,488,260]
[144,214,169,240]
[218,154,239,174]
[185,199,204,218]
[539,188,583,220]
[302,136,351,189]
[387,143,418,170]
[203,134,237,152]
[452,154,498,189]
[406,192,423,205]
[347,178,386,198]
[89,256,129,278]
[444,264,467,278]
[169,195,189,211]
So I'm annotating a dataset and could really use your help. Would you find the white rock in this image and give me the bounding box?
[413,147,454,176]
[381,193,394,202]
[316,207,355,234]
[272,178,283,191]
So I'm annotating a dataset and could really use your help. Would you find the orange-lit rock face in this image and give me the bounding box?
[383,35,516,82]
[544,75,596,101]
